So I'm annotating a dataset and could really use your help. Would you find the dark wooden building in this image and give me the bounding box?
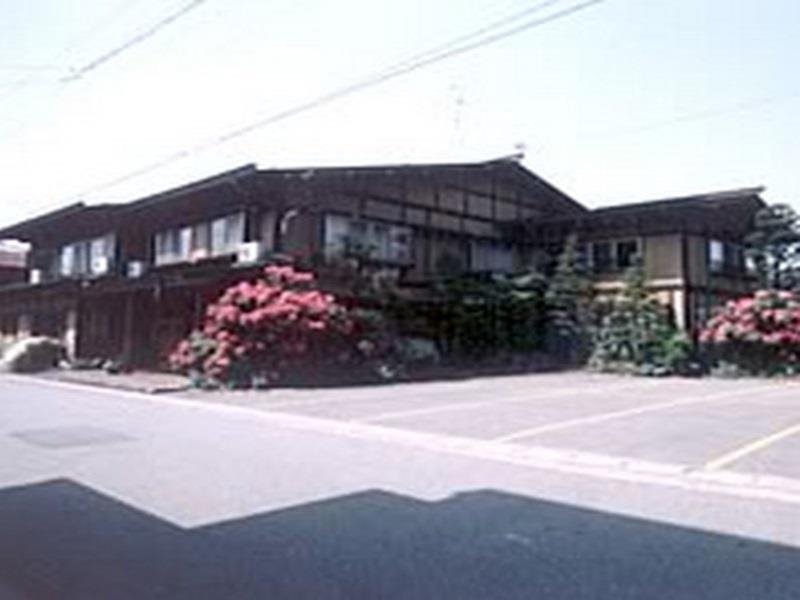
[0,158,585,366]
[521,187,765,330]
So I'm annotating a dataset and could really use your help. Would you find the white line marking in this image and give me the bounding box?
[704,421,800,471]
[5,375,800,506]
[254,381,492,410]
[358,379,661,423]
[258,374,621,410]
[491,384,791,443]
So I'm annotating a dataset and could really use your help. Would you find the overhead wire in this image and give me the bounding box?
[52,0,156,64]
[0,0,211,145]
[584,92,800,142]
[69,0,606,200]
[61,0,211,82]
[0,0,209,107]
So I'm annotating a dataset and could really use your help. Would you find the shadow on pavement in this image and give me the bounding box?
[0,479,797,599]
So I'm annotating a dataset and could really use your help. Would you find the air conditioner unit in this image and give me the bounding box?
[29,269,42,285]
[236,242,262,264]
[127,261,146,278]
[190,248,209,262]
[90,256,110,276]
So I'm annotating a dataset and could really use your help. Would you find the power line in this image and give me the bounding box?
[71,0,606,199]
[62,0,210,82]
[53,0,155,63]
[0,0,206,110]
[387,0,565,72]
[0,0,208,143]
[584,91,800,142]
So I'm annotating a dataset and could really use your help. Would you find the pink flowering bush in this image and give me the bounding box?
[699,289,800,375]
[170,265,354,387]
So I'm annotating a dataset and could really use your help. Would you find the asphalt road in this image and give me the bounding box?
[1,374,799,599]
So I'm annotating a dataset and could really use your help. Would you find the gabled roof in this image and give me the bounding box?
[123,164,258,215]
[525,186,767,241]
[590,186,766,217]
[0,165,260,241]
[0,203,122,242]
[255,156,586,215]
[0,158,585,241]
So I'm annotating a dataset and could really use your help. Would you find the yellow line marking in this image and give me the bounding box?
[492,384,787,444]
[704,421,800,472]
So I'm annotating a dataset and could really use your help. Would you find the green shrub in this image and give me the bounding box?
[433,271,547,358]
[589,263,691,375]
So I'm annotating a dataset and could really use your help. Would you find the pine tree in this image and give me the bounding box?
[545,234,594,363]
[589,260,685,373]
[745,203,800,290]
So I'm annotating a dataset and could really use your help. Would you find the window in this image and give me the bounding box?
[154,213,245,266]
[470,240,514,273]
[708,239,725,273]
[260,211,276,252]
[211,213,245,257]
[590,239,640,273]
[725,242,744,273]
[592,242,613,273]
[324,214,413,264]
[59,234,115,277]
[190,222,211,260]
[154,229,188,266]
[59,245,75,277]
[616,240,639,269]
[708,239,745,275]
[89,235,115,275]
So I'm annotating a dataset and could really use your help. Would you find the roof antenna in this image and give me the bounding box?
[449,83,466,150]
[490,143,526,164]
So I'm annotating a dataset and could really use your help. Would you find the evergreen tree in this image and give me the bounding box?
[589,260,689,373]
[745,203,800,290]
[545,234,594,363]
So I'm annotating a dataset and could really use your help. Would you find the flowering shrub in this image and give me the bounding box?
[699,289,800,375]
[170,265,354,386]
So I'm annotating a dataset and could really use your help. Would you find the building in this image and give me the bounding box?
[0,242,26,286]
[522,187,765,331]
[0,159,764,366]
[0,159,583,365]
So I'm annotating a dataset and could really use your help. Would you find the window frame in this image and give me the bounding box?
[323,213,413,265]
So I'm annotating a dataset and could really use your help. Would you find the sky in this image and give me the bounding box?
[0,0,798,230]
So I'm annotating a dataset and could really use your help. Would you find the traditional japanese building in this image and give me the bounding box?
[0,158,764,366]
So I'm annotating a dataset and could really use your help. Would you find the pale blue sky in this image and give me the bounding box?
[0,0,798,229]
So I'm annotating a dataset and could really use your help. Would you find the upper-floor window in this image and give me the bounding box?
[154,227,191,266]
[590,239,641,273]
[154,212,245,266]
[708,239,744,275]
[59,234,115,277]
[708,239,725,273]
[592,242,613,273]
[211,213,245,257]
[616,240,639,269]
[324,214,412,264]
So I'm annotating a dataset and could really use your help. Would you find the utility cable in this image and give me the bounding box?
[70,0,606,199]
[62,0,210,82]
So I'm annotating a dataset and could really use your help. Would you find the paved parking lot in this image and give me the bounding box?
[214,372,800,484]
[4,374,800,599]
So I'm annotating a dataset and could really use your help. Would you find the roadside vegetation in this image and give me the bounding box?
[4,204,793,384]
[166,202,800,388]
